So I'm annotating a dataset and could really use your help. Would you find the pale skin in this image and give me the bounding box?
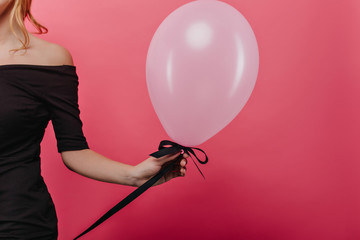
[0,0,188,187]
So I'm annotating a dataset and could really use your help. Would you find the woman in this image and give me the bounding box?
[0,0,188,239]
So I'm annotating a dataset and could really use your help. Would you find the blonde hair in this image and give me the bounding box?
[9,0,48,53]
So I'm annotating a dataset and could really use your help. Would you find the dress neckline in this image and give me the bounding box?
[0,64,76,70]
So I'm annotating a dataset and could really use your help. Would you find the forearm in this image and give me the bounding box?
[61,149,137,187]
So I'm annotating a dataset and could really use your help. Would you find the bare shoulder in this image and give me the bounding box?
[45,42,74,66]
[29,34,74,66]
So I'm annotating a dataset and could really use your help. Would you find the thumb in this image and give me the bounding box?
[156,151,182,165]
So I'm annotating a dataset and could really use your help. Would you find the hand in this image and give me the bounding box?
[131,151,189,187]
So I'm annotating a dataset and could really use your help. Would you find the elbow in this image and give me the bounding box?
[61,149,89,171]
[61,154,75,171]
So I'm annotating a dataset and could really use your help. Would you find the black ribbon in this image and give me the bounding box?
[73,140,208,239]
[150,140,208,179]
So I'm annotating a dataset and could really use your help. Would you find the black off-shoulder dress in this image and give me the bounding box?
[0,65,90,239]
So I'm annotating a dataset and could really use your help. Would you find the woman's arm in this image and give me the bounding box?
[61,149,137,186]
[55,48,187,187]
[61,149,188,187]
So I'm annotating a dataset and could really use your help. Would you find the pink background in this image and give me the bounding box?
[28,0,359,239]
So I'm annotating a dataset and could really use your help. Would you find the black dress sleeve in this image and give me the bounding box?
[44,67,90,153]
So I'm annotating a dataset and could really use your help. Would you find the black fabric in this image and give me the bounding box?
[0,64,89,239]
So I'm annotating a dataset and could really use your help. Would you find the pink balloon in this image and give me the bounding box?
[146,0,259,147]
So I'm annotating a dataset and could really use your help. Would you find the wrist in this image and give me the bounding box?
[127,165,140,187]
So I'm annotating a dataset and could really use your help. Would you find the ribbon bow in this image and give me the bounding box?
[150,140,208,179]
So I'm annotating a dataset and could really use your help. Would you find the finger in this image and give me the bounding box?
[180,167,186,176]
[175,167,186,177]
[163,166,186,184]
[170,163,182,172]
[157,151,182,165]
[180,159,187,167]
[172,165,186,174]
